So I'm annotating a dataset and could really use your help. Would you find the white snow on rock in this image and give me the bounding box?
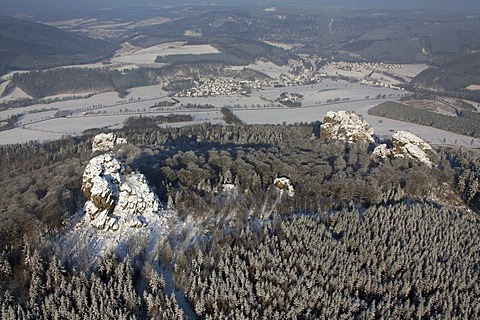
[320,110,374,143]
[82,152,164,231]
[92,133,127,153]
[274,177,295,197]
[392,131,433,166]
[373,131,434,166]
[372,144,391,159]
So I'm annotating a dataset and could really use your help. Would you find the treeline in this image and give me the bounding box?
[210,36,292,66]
[9,63,227,100]
[411,53,480,102]
[123,114,193,129]
[0,114,21,131]
[412,66,479,92]
[155,53,247,66]
[8,61,266,104]
[368,101,480,138]
[220,107,244,126]
[10,68,157,99]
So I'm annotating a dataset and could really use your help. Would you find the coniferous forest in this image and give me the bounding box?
[0,122,479,319]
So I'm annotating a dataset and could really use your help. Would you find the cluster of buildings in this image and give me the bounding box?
[175,58,408,99]
[276,71,324,87]
[359,78,405,90]
[176,78,269,97]
[323,61,407,90]
[325,61,406,73]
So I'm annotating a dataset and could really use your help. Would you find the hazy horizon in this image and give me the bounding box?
[1,0,479,16]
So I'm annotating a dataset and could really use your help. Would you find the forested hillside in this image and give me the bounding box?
[0,122,479,318]
[410,53,480,102]
[0,15,113,75]
[369,101,480,138]
[6,63,265,100]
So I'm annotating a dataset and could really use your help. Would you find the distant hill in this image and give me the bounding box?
[410,53,480,102]
[0,15,114,75]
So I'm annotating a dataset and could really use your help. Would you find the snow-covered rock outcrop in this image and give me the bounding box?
[274,177,295,197]
[320,111,374,143]
[82,135,162,231]
[92,133,127,153]
[373,131,434,166]
[372,144,391,159]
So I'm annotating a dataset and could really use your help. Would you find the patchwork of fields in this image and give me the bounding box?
[1,78,479,147]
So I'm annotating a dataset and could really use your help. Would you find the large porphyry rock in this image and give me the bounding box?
[82,152,162,231]
[320,111,374,143]
[274,177,295,197]
[92,133,127,153]
[373,131,434,166]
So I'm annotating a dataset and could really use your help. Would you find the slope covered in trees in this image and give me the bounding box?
[368,101,480,138]
[0,15,113,75]
[186,204,479,318]
[410,53,480,102]
[6,62,266,101]
[0,122,478,318]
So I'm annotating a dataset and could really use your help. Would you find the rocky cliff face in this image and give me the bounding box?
[320,111,375,143]
[373,131,434,166]
[82,135,162,231]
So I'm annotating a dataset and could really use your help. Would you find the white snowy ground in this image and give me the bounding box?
[110,42,220,64]
[245,61,291,79]
[320,63,429,84]
[0,84,31,104]
[1,79,479,148]
[59,207,175,266]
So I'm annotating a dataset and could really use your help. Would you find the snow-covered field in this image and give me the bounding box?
[1,79,479,148]
[44,18,97,28]
[234,99,480,147]
[246,61,291,79]
[110,42,220,64]
[320,63,429,83]
[466,84,480,91]
[0,86,31,103]
[125,16,172,29]
[0,127,65,144]
[391,64,429,79]
[264,41,295,50]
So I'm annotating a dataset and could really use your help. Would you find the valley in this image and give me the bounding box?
[1,72,479,147]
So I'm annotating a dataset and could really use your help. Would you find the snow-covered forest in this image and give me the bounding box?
[0,121,479,319]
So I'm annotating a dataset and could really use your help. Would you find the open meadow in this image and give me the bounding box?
[1,78,479,148]
[110,42,220,65]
